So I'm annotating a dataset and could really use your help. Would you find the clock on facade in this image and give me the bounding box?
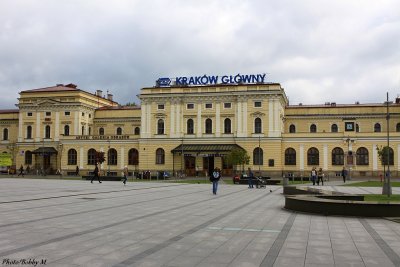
[345,122,354,131]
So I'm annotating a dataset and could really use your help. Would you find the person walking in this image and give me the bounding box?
[247,167,254,188]
[317,168,324,185]
[18,165,24,177]
[311,167,317,186]
[75,166,80,176]
[341,167,347,183]
[210,167,221,195]
[91,163,102,184]
[122,166,128,185]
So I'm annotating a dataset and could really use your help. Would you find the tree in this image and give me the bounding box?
[95,151,105,164]
[224,148,250,173]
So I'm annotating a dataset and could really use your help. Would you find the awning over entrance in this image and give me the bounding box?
[32,147,58,155]
[171,144,243,155]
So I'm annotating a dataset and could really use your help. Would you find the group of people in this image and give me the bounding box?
[310,167,348,185]
[310,167,324,185]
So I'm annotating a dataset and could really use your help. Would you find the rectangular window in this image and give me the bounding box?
[205,103,212,109]
[27,112,33,117]
[45,112,51,116]
[89,114,91,118]
[64,111,70,116]
[82,112,85,116]
[224,103,232,109]
[187,103,194,109]
[158,104,165,110]
[254,101,262,107]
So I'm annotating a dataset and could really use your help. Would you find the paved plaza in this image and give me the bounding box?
[0,178,400,267]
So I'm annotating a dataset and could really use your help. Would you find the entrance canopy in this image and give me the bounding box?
[171,144,243,156]
[32,147,58,155]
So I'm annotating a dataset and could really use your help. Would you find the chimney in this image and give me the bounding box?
[65,83,77,88]
[96,90,103,97]
[396,97,400,104]
[107,93,113,101]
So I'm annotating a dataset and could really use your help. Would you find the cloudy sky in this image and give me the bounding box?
[0,0,399,108]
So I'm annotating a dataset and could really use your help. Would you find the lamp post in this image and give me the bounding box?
[181,134,184,178]
[258,135,261,176]
[382,92,392,196]
[345,137,354,181]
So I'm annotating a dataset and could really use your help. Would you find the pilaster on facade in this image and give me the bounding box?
[216,103,221,137]
[120,147,125,169]
[80,147,84,168]
[74,111,79,135]
[300,144,304,170]
[197,102,202,137]
[18,112,23,142]
[398,144,400,171]
[54,111,60,141]
[323,144,328,170]
[170,103,175,137]
[268,99,274,137]
[35,112,41,141]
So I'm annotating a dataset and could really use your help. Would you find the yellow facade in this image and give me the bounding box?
[0,82,398,178]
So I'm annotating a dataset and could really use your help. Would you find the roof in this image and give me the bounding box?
[21,84,79,93]
[0,109,19,114]
[171,144,243,153]
[143,82,282,90]
[96,106,141,111]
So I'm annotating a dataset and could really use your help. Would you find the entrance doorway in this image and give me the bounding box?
[203,156,214,177]
[185,156,196,176]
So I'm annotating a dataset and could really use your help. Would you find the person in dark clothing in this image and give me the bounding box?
[91,164,102,183]
[247,167,254,188]
[210,168,221,195]
[75,166,80,176]
[311,167,317,186]
[341,167,347,183]
[317,168,324,186]
[122,166,128,185]
[18,165,24,177]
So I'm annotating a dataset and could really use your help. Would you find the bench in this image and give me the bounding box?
[82,176,125,181]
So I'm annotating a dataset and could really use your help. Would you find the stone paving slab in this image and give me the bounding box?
[0,178,399,266]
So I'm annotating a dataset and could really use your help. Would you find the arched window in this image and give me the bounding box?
[356,124,360,132]
[68,149,77,165]
[156,148,165,164]
[285,148,296,165]
[116,127,122,135]
[157,119,164,135]
[254,118,262,133]
[289,124,296,133]
[89,127,91,135]
[128,148,139,165]
[382,147,394,166]
[87,149,96,165]
[310,124,317,133]
[331,147,344,165]
[224,118,231,134]
[356,147,369,165]
[205,118,212,134]
[307,147,319,165]
[108,148,117,165]
[396,123,400,132]
[25,151,32,165]
[64,125,70,136]
[82,126,85,135]
[26,126,32,139]
[253,147,263,165]
[99,127,104,136]
[187,119,194,134]
[331,124,338,133]
[45,125,51,138]
[134,127,140,135]
[374,123,381,132]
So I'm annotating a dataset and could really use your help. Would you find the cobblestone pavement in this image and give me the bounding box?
[0,178,399,267]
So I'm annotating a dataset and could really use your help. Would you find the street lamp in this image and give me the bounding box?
[382,92,392,196]
[345,137,354,180]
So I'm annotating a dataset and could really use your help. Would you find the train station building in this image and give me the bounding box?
[0,77,399,178]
